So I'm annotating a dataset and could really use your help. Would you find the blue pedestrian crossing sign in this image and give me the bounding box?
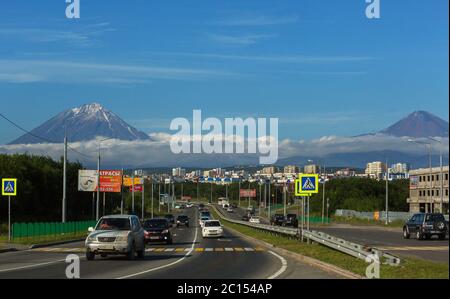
[295,174,319,196]
[2,178,17,196]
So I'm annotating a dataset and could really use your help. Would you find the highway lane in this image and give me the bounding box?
[0,206,337,279]
[317,225,449,264]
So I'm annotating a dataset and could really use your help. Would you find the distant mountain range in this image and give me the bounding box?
[4,104,448,169]
[379,111,448,138]
[9,103,151,144]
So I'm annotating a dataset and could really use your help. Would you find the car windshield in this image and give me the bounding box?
[144,219,168,229]
[96,218,131,231]
[165,215,174,219]
[205,221,221,227]
[178,216,188,220]
[201,217,210,221]
[287,214,296,218]
[425,214,445,222]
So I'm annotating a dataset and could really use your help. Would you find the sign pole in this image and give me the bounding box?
[142,182,145,220]
[8,196,11,242]
[151,182,154,219]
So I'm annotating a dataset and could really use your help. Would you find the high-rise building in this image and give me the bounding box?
[390,163,409,174]
[365,162,387,179]
[284,165,298,174]
[304,164,319,174]
[261,166,277,175]
[172,167,186,177]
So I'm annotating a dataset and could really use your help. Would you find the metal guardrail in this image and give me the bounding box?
[211,204,401,266]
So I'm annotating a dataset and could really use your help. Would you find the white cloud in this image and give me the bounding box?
[0,59,233,84]
[207,33,277,45]
[216,15,300,26]
[1,133,448,168]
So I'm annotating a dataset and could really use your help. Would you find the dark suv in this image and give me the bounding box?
[270,214,285,226]
[176,215,190,228]
[403,213,448,240]
[143,218,173,245]
[285,214,299,228]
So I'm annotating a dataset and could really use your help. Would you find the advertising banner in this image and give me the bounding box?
[240,189,257,198]
[410,175,419,190]
[78,170,98,192]
[99,170,123,193]
[129,184,143,192]
[123,177,144,187]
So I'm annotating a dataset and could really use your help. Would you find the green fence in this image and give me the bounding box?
[12,220,97,240]
[298,216,331,224]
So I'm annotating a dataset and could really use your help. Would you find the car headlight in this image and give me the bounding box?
[162,230,169,234]
[87,235,96,242]
[116,235,128,242]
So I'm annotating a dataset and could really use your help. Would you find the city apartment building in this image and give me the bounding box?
[261,166,277,175]
[365,161,387,179]
[390,163,409,174]
[283,165,299,174]
[172,167,186,177]
[304,164,319,174]
[408,166,449,213]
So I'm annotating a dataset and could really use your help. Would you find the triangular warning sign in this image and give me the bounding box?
[4,182,14,192]
[303,178,315,190]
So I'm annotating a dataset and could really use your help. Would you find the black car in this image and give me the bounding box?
[241,214,250,222]
[285,214,299,228]
[164,214,175,225]
[176,215,190,228]
[199,204,205,210]
[403,213,448,240]
[270,214,285,226]
[143,218,173,244]
[200,211,212,218]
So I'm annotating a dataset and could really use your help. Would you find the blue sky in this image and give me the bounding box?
[0,0,448,144]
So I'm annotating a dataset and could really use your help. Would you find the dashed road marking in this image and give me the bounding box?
[31,247,266,254]
[378,246,448,251]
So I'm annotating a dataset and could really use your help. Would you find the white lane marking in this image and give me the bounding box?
[146,248,156,252]
[0,254,86,273]
[205,248,214,252]
[117,214,199,279]
[225,248,234,252]
[244,248,255,252]
[267,251,288,279]
[165,248,175,252]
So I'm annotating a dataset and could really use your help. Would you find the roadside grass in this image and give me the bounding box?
[0,232,88,246]
[211,209,449,279]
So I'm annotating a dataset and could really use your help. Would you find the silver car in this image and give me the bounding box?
[85,215,145,260]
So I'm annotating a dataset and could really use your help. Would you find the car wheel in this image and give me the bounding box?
[416,230,423,240]
[403,227,410,239]
[438,233,446,240]
[127,243,136,260]
[100,253,108,258]
[86,251,95,261]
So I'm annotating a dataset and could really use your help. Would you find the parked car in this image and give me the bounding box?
[164,214,175,226]
[202,220,223,238]
[186,203,194,208]
[403,213,448,240]
[249,216,261,224]
[200,211,212,218]
[85,215,145,260]
[285,214,299,228]
[227,207,234,213]
[176,215,190,228]
[143,218,173,245]
[270,214,285,226]
[199,203,205,210]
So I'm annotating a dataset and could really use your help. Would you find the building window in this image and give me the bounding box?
[446,189,449,196]
[419,176,422,182]
[436,190,439,196]
[428,175,431,182]
[446,174,449,181]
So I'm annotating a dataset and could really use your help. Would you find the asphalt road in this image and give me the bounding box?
[0,207,337,279]
[222,205,449,264]
[317,225,449,264]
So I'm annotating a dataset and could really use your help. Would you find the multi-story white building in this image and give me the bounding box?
[172,167,186,177]
[261,166,277,175]
[408,166,449,213]
[284,165,299,174]
[304,164,319,174]
[365,161,387,179]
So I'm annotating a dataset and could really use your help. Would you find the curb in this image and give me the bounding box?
[211,205,365,280]
[29,239,85,249]
[0,248,19,254]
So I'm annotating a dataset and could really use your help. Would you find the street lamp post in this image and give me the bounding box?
[429,137,444,213]
[409,139,433,213]
[96,137,113,220]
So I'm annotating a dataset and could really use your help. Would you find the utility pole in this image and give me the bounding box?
[151,181,154,218]
[158,183,161,213]
[62,127,67,223]
[385,158,389,225]
[283,177,287,217]
[141,181,145,220]
[120,168,124,214]
[322,166,326,224]
[132,172,135,214]
[268,179,271,219]
[103,192,106,216]
[238,180,241,207]
[96,144,100,221]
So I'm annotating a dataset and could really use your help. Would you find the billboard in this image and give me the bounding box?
[99,170,123,193]
[240,189,257,198]
[129,185,143,192]
[123,177,144,187]
[410,175,419,190]
[78,170,98,192]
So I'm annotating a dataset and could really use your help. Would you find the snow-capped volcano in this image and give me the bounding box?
[9,103,151,144]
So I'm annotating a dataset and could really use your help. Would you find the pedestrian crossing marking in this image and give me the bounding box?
[32,247,266,254]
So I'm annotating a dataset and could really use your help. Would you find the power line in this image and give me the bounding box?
[0,112,95,159]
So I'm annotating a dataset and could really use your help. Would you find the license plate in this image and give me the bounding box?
[99,245,114,250]
[150,236,160,240]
